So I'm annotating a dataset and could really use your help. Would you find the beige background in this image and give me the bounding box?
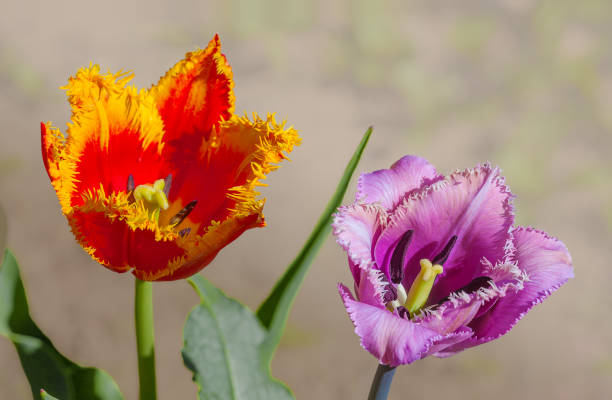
[1,0,611,399]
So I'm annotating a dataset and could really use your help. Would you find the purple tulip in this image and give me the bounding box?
[333,155,573,366]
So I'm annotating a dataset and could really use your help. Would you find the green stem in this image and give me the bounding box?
[368,363,396,400]
[135,278,157,400]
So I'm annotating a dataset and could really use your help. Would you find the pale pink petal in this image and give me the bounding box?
[356,155,441,211]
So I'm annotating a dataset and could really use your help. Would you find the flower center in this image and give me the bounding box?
[127,174,197,237]
[133,178,170,212]
[385,233,457,318]
[404,259,443,316]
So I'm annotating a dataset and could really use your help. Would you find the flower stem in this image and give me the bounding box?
[368,363,396,400]
[135,278,157,400]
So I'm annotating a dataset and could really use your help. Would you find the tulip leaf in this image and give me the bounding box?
[0,249,124,400]
[0,205,6,264]
[256,127,372,362]
[40,390,60,400]
[183,274,294,400]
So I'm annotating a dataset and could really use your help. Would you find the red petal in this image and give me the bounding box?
[69,208,185,278]
[151,34,234,145]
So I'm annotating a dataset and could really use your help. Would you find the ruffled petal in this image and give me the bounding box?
[417,296,483,335]
[68,187,185,277]
[468,226,573,340]
[374,165,514,303]
[158,113,299,236]
[356,155,440,211]
[424,327,474,358]
[356,267,387,308]
[41,122,75,214]
[150,34,234,145]
[155,212,262,281]
[332,203,386,282]
[428,332,477,358]
[339,284,439,366]
[55,65,167,211]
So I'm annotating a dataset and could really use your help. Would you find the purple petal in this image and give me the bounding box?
[426,327,474,358]
[356,266,387,308]
[417,296,483,335]
[339,284,440,366]
[374,165,514,302]
[356,155,441,211]
[333,203,386,282]
[468,226,573,340]
[430,334,479,358]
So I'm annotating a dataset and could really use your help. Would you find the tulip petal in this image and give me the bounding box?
[417,296,483,335]
[356,267,387,308]
[424,327,474,358]
[468,226,573,340]
[158,113,299,236]
[68,188,185,278]
[49,65,167,211]
[427,330,476,358]
[333,203,386,282]
[356,155,440,211]
[374,165,514,303]
[339,284,440,366]
[156,212,262,281]
[151,34,234,145]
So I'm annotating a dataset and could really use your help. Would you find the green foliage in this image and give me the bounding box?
[183,128,372,399]
[183,275,294,399]
[40,390,60,400]
[256,127,372,362]
[0,250,124,400]
[0,205,6,264]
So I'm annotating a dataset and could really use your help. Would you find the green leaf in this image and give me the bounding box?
[40,390,60,400]
[256,127,372,362]
[0,205,6,264]
[0,249,124,400]
[183,274,294,400]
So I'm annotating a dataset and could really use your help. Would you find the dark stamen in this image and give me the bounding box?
[431,235,458,266]
[436,276,493,305]
[169,200,197,226]
[163,174,172,197]
[178,227,191,238]
[397,306,410,320]
[389,229,414,284]
[382,283,398,303]
[127,174,135,192]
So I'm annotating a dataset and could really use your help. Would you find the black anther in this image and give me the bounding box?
[169,200,197,226]
[178,227,191,238]
[397,306,410,320]
[389,230,414,284]
[431,235,458,266]
[382,283,398,303]
[127,174,135,192]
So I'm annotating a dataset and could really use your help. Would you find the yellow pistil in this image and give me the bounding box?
[404,259,444,317]
[133,179,169,217]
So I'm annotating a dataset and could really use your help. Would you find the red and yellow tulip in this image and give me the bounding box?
[41,35,299,281]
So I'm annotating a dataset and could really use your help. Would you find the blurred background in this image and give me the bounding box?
[1,0,611,398]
